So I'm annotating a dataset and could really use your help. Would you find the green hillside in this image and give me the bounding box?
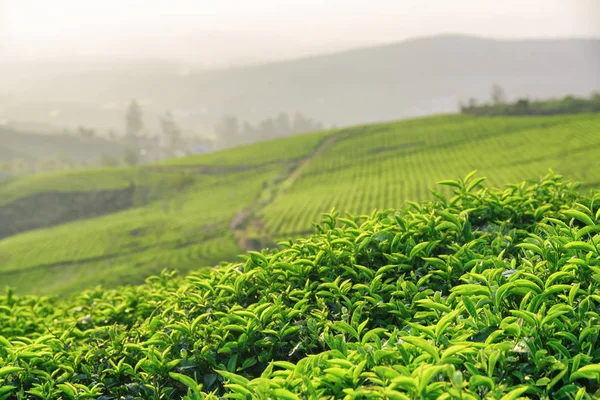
[157,129,331,168]
[261,114,600,238]
[1,113,600,295]
[2,174,600,399]
[0,167,142,206]
[0,166,283,294]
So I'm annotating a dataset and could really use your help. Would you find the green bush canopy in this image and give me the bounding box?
[2,172,600,399]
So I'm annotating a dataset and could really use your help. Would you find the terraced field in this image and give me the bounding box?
[261,114,600,238]
[156,129,332,168]
[0,167,143,206]
[0,166,285,294]
[1,113,599,295]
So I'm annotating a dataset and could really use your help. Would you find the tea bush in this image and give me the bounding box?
[2,172,600,399]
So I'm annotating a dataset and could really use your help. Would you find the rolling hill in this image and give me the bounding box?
[1,112,599,295]
[2,34,599,133]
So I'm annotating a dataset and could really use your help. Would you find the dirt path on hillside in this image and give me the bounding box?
[282,135,338,192]
[230,134,339,251]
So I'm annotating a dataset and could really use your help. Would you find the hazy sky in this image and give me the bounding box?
[1,0,599,65]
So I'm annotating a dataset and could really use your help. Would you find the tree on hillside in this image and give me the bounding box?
[292,112,323,134]
[125,100,144,138]
[257,118,276,141]
[123,148,140,166]
[215,115,240,146]
[160,112,182,150]
[214,112,324,148]
[274,112,291,136]
[242,122,256,138]
[515,98,530,114]
[491,84,507,105]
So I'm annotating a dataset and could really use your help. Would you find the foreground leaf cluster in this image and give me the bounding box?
[2,172,600,399]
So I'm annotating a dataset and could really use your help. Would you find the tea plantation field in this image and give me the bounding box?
[2,174,600,399]
[0,166,284,294]
[262,114,600,238]
[1,113,599,295]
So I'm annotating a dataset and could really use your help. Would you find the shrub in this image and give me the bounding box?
[1,172,600,399]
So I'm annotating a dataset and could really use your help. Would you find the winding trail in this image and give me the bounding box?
[281,135,338,193]
[230,134,339,251]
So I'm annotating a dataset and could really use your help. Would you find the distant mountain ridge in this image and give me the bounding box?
[1,34,599,134]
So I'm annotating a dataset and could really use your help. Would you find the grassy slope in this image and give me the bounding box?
[262,113,600,238]
[1,113,600,295]
[0,167,138,205]
[2,174,600,399]
[158,129,331,167]
[0,167,193,207]
[0,167,283,294]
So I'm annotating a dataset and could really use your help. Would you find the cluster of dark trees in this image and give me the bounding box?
[109,101,188,166]
[121,102,326,154]
[461,86,600,116]
[110,102,326,162]
[4,101,326,175]
[214,112,324,148]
